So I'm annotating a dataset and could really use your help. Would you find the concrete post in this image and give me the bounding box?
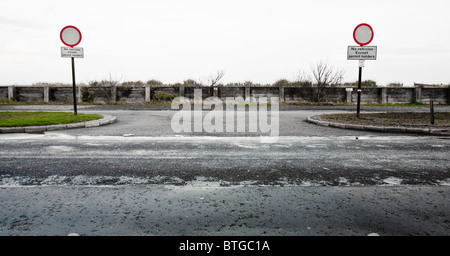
[381,87,387,104]
[279,87,285,103]
[179,86,185,97]
[111,85,117,102]
[8,86,14,101]
[346,90,352,103]
[245,87,250,102]
[145,86,151,102]
[44,87,49,103]
[414,87,422,103]
[77,87,82,103]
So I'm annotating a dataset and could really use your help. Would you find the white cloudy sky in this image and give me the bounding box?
[0,0,449,86]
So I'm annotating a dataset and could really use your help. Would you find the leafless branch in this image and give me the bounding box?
[311,61,345,101]
[208,70,225,87]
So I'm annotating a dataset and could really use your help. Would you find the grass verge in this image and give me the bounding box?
[320,112,450,127]
[0,111,103,127]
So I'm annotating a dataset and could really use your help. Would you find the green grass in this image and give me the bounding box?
[0,111,103,127]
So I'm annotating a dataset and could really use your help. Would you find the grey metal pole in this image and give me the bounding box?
[430,101,435,125]
[71,57,77,115]
[357,66,362,118]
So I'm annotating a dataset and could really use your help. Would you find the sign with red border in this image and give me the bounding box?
[353,23,373,46]
[60,26,82,47]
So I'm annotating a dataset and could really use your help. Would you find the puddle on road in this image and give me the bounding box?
[1,174,448,188]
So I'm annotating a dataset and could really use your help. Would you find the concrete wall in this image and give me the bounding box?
[421,88,448,104]
[350,88,381,104]
[250,87,279,99]
[386,88,414,103]
[51,87,73,102]
[13,87,44,102]
[284,87,315,102]
[218,87,245,99]
[1,86,449,104]
[0,87,8,101]
[151,87,178,99]
[184,87,211,100]
[322,88,347,102]
[125,87,145,103]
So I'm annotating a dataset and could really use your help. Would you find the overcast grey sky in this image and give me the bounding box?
[1,0,449,86]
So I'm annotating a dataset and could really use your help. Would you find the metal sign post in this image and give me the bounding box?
[60,26,83,115]
[71,57,77,115]
[348,23,376,118]
[357,61,364,118]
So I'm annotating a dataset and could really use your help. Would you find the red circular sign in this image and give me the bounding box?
[60,26,82,47]
[353,23,374,46]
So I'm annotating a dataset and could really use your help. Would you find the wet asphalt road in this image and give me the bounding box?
[0,135,449,186]
[0,105,449,236]
[1,185,448,236]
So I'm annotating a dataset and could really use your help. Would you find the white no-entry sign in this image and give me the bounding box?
[60,26,82,47]
[349,23,376,60]
[348,23,376,118]
[353,23,373,46]
[60,25,83,116]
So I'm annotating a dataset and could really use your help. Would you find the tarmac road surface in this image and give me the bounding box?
[0,134,449,186]
[1,185,448,236]
[0,107,449,236]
